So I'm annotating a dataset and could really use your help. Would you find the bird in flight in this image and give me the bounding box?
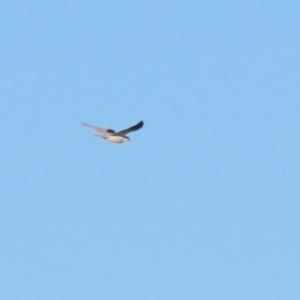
[82,120,144,143]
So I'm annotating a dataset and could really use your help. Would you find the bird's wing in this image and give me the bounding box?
[115,121,144,136]
[81,123,115,137]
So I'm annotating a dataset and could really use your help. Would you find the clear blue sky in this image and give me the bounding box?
[1,1,299,299]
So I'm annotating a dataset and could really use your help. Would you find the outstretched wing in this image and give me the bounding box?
[81,123,115,137]
[115,120,144,136]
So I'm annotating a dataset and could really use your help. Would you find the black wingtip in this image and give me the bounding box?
[138,120,144,128]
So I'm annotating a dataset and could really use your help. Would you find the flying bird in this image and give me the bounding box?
[82,120,144,143]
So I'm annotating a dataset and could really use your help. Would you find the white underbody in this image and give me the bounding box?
[105,135,129,143]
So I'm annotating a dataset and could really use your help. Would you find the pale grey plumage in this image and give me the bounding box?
[82,120,143,143]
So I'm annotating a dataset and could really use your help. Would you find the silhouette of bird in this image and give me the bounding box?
[82,120,144,143]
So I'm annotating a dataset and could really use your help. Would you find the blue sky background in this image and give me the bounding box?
[1,1,299,299]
